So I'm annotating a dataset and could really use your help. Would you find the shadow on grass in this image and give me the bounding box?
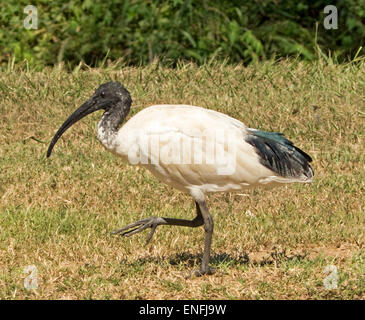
[123,250,308,269]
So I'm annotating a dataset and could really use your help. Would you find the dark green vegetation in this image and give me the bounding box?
[1,0,364,68]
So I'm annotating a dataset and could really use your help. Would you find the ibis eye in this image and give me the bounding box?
[100,92,105,98]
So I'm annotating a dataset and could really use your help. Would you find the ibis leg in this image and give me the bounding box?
[112,202,204,244]
[194,200,215,276]
[112,200,215,276]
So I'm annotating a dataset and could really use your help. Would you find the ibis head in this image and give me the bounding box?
[47,82,131,157]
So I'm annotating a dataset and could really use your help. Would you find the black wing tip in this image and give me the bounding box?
[246,131,314,179]
[293,145,313,163]
[306,163,314,179]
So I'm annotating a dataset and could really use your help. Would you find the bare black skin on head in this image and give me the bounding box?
[47,82,132,157]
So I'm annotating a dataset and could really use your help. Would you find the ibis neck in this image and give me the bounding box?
[97,107,126,150]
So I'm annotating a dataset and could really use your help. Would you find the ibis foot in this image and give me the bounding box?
[193,267,216,277]
[111,216,166,245]
[185,267,215,279]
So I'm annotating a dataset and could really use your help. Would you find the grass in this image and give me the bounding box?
[0,59,364,299]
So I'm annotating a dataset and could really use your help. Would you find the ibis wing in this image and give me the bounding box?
[245,129,314,181]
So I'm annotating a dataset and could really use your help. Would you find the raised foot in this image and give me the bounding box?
[111,216,165,245]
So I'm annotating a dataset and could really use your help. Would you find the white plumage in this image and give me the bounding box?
[105,104,311,198]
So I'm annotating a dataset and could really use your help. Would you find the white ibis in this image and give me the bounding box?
[47,82,314,276]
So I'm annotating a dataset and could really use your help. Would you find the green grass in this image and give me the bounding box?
[0,59,364,299]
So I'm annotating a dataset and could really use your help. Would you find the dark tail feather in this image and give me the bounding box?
[246,129,314,180]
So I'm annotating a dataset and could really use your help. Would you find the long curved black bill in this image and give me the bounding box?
[47,98,101,158]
